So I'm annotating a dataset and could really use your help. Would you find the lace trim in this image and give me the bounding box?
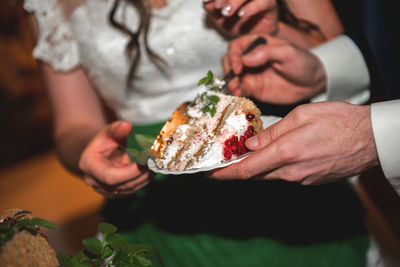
[24,0,80,72]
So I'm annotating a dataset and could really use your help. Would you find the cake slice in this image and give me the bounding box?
[150,73,263,171]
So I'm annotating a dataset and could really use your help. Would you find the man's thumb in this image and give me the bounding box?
[246,123,279,150]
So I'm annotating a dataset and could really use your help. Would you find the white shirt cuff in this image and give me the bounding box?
[310,35,370,104]
[371,100,400,195]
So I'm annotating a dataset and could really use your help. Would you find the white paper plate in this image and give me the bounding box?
[147,115,281,175]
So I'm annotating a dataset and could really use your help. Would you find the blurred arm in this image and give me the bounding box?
[40,64,107,175]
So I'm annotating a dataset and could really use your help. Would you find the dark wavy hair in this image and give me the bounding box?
[109,0,324,85]
[108,0,167,85]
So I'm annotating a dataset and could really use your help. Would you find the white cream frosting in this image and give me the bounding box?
[160,89,253,170]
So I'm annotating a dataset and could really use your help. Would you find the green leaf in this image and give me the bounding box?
[57,252,76,267]
[210,107,216,117]
[197,77,208,86]
[75,250,89,263]
[91,258,102,265]
[107,233,128,250]
[136,150,151,166]
[82,238,103,255]
[202,106,210,113]
[111,249,126,264]
[200,92,207,102]
[101,245,114,259]
[136,254,153,267]
[207,95,220,103]
[98,222,117,236]
[125,148,140,158]
[127,245,162,264]
[207,70,213,81]
[31,218,56,230]
[0,220,11,231]
[135,134,155,150]
[16,218,30,227]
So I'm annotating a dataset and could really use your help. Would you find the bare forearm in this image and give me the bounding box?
[55,125,103,175]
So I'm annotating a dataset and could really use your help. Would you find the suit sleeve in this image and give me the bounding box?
[310,35,370,104]
[371,100,400,195]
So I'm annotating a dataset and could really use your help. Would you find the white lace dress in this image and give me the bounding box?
[24,0,229,124]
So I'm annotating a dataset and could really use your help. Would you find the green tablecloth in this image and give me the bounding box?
[102,122,369,267]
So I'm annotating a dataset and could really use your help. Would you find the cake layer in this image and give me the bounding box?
[150,91,263,171]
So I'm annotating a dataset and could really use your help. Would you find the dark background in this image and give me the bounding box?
[0,0,53,168]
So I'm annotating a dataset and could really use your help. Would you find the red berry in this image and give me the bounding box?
[246,113,255,121]
[223,147,232,159]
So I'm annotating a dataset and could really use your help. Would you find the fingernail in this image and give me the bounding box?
[238,8,247,17]
[203,0,212,3]
[221,5,232,16]
[246,136,259,148]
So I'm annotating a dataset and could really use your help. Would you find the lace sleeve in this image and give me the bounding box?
[24,0,80,72]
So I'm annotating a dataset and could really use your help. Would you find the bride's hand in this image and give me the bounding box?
[203,0,278,35]
[79,121,153,198]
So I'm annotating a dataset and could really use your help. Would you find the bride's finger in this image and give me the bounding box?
[117,180,150,197]
[220,0,247,17]
[112,172,153,191]
[238,0,277,18]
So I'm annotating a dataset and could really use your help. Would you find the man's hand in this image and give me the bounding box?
[209,102,379,185]
[79,121,153,198]
[223,34,326,104]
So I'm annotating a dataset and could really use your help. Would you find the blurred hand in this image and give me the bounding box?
[203,0,278,35]
[222,33,326,104]
[209,102,379,185]
[79,121,153,198]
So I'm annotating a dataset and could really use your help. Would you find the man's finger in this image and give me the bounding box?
[209,142,283,180]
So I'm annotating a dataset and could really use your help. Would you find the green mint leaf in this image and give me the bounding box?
[197,77,208,86]
[207,95,220,103]
[31,218,56,230]
[210,107,216,117]
[137,254,153,267]
[98,222,117,236]
[127,245,162,264]
[101,245,114,260]
[125,148,140,158]
[202,106,210,113]
[0,220,11,231]
[75,250,89,263]
[57,252,76,267]
[135,134,155,150]
[207,70,213,81]
[82,238,103,256]
[91,258,102,265]
[137,150,151,166]
[200,92,207,102]
[111,249,127,264]
[107,233,128,250]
